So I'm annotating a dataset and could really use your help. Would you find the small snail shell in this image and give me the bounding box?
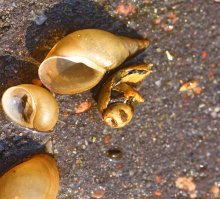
[39,29,149,94]
[98,64,153,128]
[0,154,59,199]
[1,84,59,132]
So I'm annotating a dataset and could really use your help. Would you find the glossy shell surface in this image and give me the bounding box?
[98,64,153,128]
[39,29,149,94]
[0,154,59,199]
[1,84,59,132]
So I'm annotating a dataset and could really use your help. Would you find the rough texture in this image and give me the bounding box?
[0,0,220,198]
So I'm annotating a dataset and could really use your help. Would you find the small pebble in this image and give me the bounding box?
[155,175,162,184]
[44,139,53,154]
[210,185,220,198]
[54,149,58,154]
[192,86,203,95]
[75,101,92,114]
[176,177,197,198]
[153,190,162,196]
[153,17,162,25]
[214,107,220,112]
[162,24,174,32]
[165,50,174,61]
[156,48,162,53]
[92,136,97,142]
[107,148,123,160]
[155,79,162,87]
[34,11,47,26]
[179,80,198,92]
[115,2,136,15]
[103,134,112,145]
[202,51,208,59]
[211,111,217,118]
[168,11,177,19]
[91,188,105,199]
[63,111,69,117]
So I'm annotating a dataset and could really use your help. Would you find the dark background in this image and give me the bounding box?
[0,0,220,198]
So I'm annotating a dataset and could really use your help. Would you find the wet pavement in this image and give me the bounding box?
[0,0,220,198]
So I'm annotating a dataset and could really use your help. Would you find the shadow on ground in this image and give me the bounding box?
[0,136,45,175]
[0,55,38,97]
[25,0,142,62]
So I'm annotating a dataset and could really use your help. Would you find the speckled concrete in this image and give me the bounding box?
[0,0,220,198]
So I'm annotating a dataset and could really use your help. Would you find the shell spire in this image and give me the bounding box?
[119,36,149,56]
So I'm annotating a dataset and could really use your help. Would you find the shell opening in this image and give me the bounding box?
[39,57,105,94]
[2,88,35,128]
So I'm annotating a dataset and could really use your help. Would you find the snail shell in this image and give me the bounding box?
[0,154,59,199]
[1,84,59,132]
[98,64,153,128]
[103,103,133,128]
[39,29,149,94]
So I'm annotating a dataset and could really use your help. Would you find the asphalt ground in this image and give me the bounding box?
[0,0,220,198]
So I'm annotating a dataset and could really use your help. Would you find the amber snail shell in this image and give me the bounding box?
[1,84,59,132]
[98,64,153,128]
[0,154,59,199]
[38,29,149,94]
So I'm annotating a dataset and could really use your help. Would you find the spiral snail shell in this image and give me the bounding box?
[98,64,153,128]
[0,154,59,199]
[1,84,59,132]
[38,29,149,94]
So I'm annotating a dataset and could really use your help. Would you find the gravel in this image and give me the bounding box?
[0,0,220,198]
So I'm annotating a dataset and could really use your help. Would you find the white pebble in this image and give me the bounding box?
[34,11,47,26]
[166,50,174,61]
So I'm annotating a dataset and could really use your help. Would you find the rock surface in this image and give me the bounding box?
[0,0,220,198]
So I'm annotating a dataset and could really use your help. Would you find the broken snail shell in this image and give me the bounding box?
[0,154,59,199]
[98,64,153,128]
[39,29,149,94]
[2,84,59,132]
